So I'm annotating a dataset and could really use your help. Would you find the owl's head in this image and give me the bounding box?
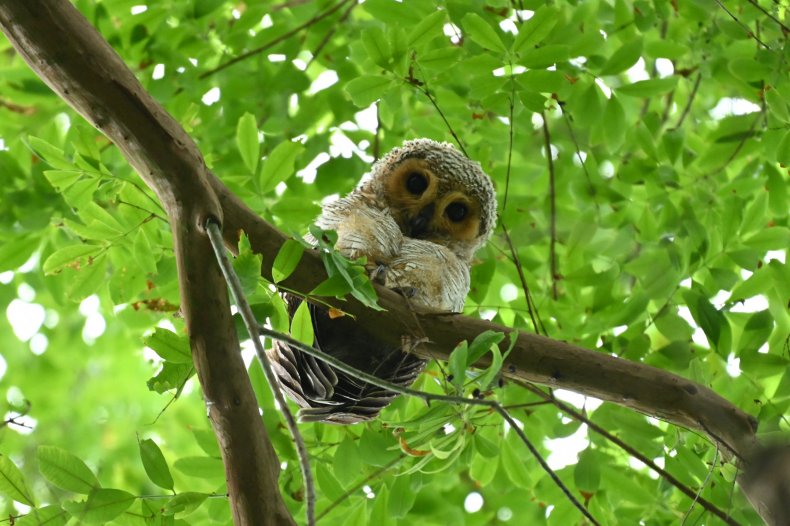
[368,139,497,260]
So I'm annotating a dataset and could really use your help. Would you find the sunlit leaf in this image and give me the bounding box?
[236,112,259,174]
[138,439,174,491]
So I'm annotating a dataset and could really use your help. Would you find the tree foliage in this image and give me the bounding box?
[0,0,788,524]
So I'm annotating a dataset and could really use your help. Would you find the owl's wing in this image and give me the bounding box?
[314,193,402,264]
[268,293,425,424]
[384,239,471,313]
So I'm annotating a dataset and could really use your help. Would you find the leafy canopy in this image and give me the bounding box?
[0,0,788,524]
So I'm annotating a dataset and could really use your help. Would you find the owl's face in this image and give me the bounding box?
[369,139,497,259]
[383,158,482,244]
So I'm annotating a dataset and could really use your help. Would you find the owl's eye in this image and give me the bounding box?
[445,202,468,222]
[405,172,428,195]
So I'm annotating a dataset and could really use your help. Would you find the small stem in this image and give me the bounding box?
[674,72,702,129]
[200,0,353,79]
[205,220,316,526]
[541,111,558,300]
[714,0,770,49]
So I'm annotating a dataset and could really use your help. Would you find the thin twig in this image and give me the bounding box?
[682,448,723,526]
[744,0,790,32]
[205,220,316,526]
[116,199,168,223]
[502,90,515,213]
[541,111,558,300]
[521,384,742,526]
[674,72,702,129]
[499,84,544,335]
[714,0,770,49]
[409,59,468,156]
[306,0,357,67]
[560,109,598,211]
[200,0,353,79]
[257,326,600,525]
[417,85,467,156]
[373,101,381,161]
[316,456,403,520]
[499,220,543,335]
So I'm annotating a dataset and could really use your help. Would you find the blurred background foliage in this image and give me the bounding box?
[0,0,788,524]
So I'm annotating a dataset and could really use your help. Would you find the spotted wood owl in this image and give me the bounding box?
[270,139,497,424]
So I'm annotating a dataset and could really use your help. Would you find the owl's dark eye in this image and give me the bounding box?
[445,202,468,222]
[405,172,428,195]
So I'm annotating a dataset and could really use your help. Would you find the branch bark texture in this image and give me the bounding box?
[0,1,783,524]
[0,2,295,525]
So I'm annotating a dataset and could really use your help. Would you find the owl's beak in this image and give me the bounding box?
[409,203,434,238]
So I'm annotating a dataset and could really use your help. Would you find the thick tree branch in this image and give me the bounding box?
[0,2,295,525]
[1,1,785,524]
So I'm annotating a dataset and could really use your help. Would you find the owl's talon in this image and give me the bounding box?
[393,286,418,299]
[369,263,388,284]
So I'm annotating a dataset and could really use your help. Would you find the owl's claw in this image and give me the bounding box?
[369,262,388,284]
[393,286,418,299]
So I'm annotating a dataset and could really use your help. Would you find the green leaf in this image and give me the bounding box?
[766,164,788,217]
[473,433,500,458]
[501,436,532,488]
[461,14,506,53]
[37,446,99,494]
[447,340,468,390]
[43,244,104,275]
[388,475,416,518]
[574,449,601,492]
[173,457,224,479]
[467,330,506,365]
[617,77,678,97]
[728,58,771,82]
[146,361,194,394]
[0,455,35,506]
[290,301,314,346]
[600,38,643,76]
[743,227,790,251]
[272,239,304,283]
[133,229,157,275]
[739,310,773,355]
[662,128,684,164]
[16,505,68,526]
[138,438,174,491]
[258,140,304,194]
[603,95,626,149]
[332,438,361,486]
[233,231,263,296]
[765,87,789,122]
[28,136,73,170]
[163,492,209,516]
[345,75,393,107]
[144,328,192,363]
[407,10,446,49]
[0,235,40,272]
[63,488,135,523]
[512,6,559,53]
[43,169,83,192]
[682,289,731,355]
[475,344,503,390]
[777,130,790,166]
[362,27,391,68]
[236,112,259,174]
[316,462,345,501]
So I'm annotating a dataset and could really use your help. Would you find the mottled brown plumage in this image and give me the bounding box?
[269,139,496,424]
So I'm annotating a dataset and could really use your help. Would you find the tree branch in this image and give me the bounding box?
[0,2,295,524]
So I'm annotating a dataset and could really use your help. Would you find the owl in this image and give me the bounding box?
[269,139,497,424]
